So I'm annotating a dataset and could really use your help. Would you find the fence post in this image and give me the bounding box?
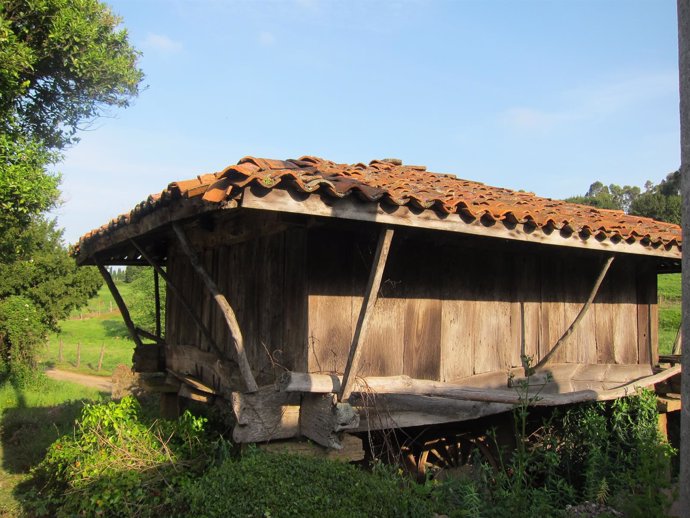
[98,343,105,372]
[76,342,81,368]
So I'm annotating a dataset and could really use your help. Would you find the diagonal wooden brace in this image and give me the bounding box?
[172,223,258,393]
[338,227,395,402]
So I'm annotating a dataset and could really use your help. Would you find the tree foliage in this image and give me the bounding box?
[0,0,143,372]
[0,0,144,149]
[566,170,681,225]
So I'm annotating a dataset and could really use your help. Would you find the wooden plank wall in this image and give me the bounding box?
[305,227,658,383]
[164,219,659,389]
[165,227,309,387]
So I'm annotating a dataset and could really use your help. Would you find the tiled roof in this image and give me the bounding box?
[76,156,682,257]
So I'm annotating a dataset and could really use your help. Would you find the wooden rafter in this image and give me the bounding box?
[338,227,395,402]
[129,238,221,357]
[94,258,143,349]
[171,223,259,393]
[534,254,615,370]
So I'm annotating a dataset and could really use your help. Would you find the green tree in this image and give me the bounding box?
[125,267,165,336]
[0,0,143,149]
[0,0,143,373]
[565,182,640,212]
[629,171,681,225]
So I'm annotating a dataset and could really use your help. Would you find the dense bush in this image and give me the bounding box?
[26,396,211,517]
[177,449,433,518]
[22,388,675,517]
[0,295,46,374]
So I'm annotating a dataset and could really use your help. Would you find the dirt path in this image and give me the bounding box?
[44,368,112,393]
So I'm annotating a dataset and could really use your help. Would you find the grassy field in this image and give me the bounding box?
[0,377,107,516]
[658,272,681,355]
[41,284,135,377]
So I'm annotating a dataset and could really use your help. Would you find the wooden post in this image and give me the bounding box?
[129,239,221,357]
[58,338,63,362]
[673,326,682,355]
[76,342,81,368]
[98,343,105,372]
[338,227,395,402]
[171,223,259,393]
[534,255,614,370]
[677,0,690,512]
[154,269,162,338]
[95,258,144,349]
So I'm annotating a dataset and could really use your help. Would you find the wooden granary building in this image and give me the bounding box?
[75,156,682,459]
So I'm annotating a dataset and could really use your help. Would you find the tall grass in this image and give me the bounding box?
[658,273,681,355]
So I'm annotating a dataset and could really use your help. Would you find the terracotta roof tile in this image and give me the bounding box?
[75,156,682,257]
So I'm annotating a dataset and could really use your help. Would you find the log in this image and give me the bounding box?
[231,387,301,443]
[95,259,143,349]
[339,227,395,401]
[133,345,160,373]
[172,223,258,393]
[300,393,360,450]
[277,366,682,406]
[534,254,615,370]
[278,371,412,395]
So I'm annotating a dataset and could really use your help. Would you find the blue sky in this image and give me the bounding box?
[54,0,681,244]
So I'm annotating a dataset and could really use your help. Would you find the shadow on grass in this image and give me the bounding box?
[1,399,91,474]
[100,320,130,339]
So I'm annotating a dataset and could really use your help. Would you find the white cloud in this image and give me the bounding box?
[500,71,678,134]
[258,31,276,47]
[143,33,183,54]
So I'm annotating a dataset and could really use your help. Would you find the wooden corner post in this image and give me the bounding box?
[338,227,395,402]
[171,223,259,393]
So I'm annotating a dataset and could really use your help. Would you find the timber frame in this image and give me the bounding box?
[80,158,683,453]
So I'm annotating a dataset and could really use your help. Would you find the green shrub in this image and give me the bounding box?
[26,396,211,517]
[176,449,434,518]
[0,295,46,373]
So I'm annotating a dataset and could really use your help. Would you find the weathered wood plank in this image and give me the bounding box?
[300,393,360,449]
[282,227,308,372]
[307,229,354,374]
[240,187,681,259]
[339,228,395,401]
[172,223,258,393]
[231,387,301,443]
[165,344,241,395]
[536,255,614,369]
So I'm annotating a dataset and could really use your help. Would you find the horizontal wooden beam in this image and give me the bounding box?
[241,187,681,259]
[278,365,682,406]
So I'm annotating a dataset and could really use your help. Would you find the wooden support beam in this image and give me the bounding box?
[231,387,301,443]
[95,259,143,349]
[135,327,164,345]
[673,325,683,355]
[130,239,221,358]
[278,365,681,406]
[534,254,615,370]
[154,269,162,338]
[171,223,259,393]
[338,227,395,402]
[300,394,360,450]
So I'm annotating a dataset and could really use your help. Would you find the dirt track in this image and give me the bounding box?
[44,368,112,393]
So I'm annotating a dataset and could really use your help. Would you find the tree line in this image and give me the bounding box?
[565,170,681,225]
[0,0,143,378]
